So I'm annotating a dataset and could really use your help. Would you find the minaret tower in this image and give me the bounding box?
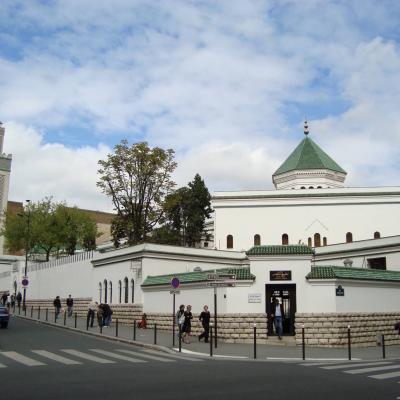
[0,122,12,254]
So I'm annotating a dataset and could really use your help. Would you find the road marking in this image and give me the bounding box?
[148,349,203,362]
[31,350,82,365]
[322,362,391,370]
[90,349,145,363]
[0,363,6,368]
[61,349,115,364]
[369,370,400,380]
[272,358,353,363]
[0,351,46,366]
[345,365,400,374]
[117,349,175,362]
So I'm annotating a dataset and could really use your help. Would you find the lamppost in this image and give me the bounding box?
[22,199,31,311]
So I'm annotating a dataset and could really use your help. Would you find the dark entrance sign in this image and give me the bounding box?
[336,285,345,296]
[270,271,292,281]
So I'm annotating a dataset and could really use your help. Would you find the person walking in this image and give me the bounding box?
[10,294,16,310]
[1,292,8,306]
[182,305,193,344]
[97,304,104,327]
[66,294,74,317]
[176,304,185,338]
[198,305,210,343]
[53,296,62,321]
[271,297,284,340]
[16,292,22,308]
[87,300,97,328]
[102,303,113,327]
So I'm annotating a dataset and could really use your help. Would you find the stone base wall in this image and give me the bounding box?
[142,313,268,342]
[295,313,400,347]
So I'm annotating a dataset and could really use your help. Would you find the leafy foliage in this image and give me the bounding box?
[97,140,177,245]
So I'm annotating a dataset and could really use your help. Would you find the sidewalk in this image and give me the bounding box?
[11,307,400,361]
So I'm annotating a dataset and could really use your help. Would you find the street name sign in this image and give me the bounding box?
[206,273,236,281]
[206,281,235,288]
[170,290,180,295]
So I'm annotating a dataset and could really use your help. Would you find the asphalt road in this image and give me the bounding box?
[0,318,399,400]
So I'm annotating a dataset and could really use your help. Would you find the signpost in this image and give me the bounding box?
[206,272,236,349]
[171,277,180,347]
[21,277,29,288]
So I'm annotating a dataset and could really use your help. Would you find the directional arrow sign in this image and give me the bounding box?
[206,282,236,288]
[207,273,236,281]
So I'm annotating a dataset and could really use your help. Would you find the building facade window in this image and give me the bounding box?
[314,233,321,247]
[109,281,112,304]
[323,237,327,246]
[254,234,261,246]
[204,242,209,247]
[281,234,289,245]
[346,232,353,243]
[307,237,312,247]
[131,279,135,303]
[367,257,386,270]
[118,280,122,303]
[227,235,233,249]
[99,282,102,303]
[124,277,129,304]
[374,231,381,239]
[104,280,108,303]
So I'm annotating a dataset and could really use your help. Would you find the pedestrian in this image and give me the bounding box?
[1,292,8,306]
[176,304,185,337]
[87,300,97,328]
[66,294,74,317]
[102,303,113,327]
[97,304,104,327]
[137,313,147,329]
[270,297,284,340]
[198,305,210,343]
[182,305,193,344]
[10,294,15,310]
[16,292,22,308]
[53,296,62,321]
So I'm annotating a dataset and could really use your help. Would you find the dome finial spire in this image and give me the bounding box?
[304,118,309,136]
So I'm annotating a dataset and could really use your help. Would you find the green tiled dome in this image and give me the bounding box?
[246,245,313,256]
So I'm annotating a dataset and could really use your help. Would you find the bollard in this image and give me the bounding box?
[382,334,386,359]
[64,310,67,326]
[24,306,26,316]
[45,308,48,321]
[154,323,157,345]
[13,303,15,313]
[100,323,103,334]
[347,325,352,361]
[38,306,41,320]
[179,325,182,353]
[253,323,257,359]
[116,318,119,337]
[19,304,21,315]
[302,324,306,360]
[74,312,77,328]
[133,320,136,341]
[209,324,213,357]
[30,306,33,318]
[86,315,89,331]
[54,310,57,323]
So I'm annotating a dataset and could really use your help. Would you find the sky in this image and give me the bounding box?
[1,0,400,212]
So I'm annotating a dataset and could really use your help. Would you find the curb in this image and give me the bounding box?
[14,314,178,356]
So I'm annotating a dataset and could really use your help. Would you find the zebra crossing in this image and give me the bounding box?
[296,359,400,384]
[0,348,203,368]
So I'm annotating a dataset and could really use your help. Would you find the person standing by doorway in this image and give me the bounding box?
[198,305,210,343]
[271,298,284,340]
[66,294,74,317]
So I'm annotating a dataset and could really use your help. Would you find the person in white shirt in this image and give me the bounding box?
[270,298,284,339]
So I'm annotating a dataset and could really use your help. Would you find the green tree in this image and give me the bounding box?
[97,140,177,246]
[154,174,212,247]
[2,198,98,260]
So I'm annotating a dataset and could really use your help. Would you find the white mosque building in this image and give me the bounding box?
[0,122,400,347]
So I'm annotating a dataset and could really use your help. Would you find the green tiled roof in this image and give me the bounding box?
[246,245,313,256]
[142,267,255,287]
[307,266,400,282]
[273,137,346,176]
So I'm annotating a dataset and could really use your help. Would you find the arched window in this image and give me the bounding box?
[323,237,327,246]
[124,277,129,304]
[314,233,321,247]
[227,235,233,249]
[131,279,135,303]
[118,280,122,303]
[104,279,108,303]
[99,282,102,303]
[346,232,353,243]
[282,234,289,245]
[308,237,312,247]
[374,231,381,239]
[109,281,112,304]
[254,234,261,246]
[309,186,314,189]
[301,186,306,189]
[317,186,322,189]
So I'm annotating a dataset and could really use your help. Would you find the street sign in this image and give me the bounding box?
[207,273,236,281]
[21,277,29,288]
[206,282,235,288]
[170,290,180,295]
[171,277,180,289]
